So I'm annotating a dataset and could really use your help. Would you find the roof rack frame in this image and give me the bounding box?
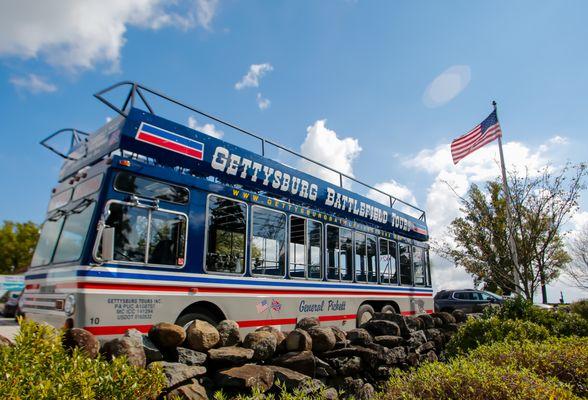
[40,128,90,160]
[93,81,426,222]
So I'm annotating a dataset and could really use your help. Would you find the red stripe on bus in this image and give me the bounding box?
[319,314,356,322]
[84,324,152,335]
[73,282,433,297]
[236,318,298,328]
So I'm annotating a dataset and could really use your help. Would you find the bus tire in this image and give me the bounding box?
[356,304,375,327]
[381,304,396,314]
[176,310,218,330]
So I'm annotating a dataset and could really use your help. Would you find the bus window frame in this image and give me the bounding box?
[47,188,73,212]
[288,215,324,281]
[203,193,248,277]
[250,205,287,279]
[353,231,378,284]
[94,199,189,270]
[398,240,414,287]
[378,237,399,286]
[113,171,190,205]
[72,173,104,202]
[412,245,427,287]
[325,223,354,282]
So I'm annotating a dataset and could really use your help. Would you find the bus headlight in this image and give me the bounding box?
[64,294,76,316]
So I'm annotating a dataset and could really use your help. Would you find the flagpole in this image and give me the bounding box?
[493,101,521,296]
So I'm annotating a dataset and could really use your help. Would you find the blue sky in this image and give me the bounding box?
[0,1,586,300]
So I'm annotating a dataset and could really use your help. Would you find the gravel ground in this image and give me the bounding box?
[0,318,19,341]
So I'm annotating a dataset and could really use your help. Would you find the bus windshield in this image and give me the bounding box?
[31,201,96,267]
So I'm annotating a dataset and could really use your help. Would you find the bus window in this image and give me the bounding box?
[413,246,426,286]
[399,243,412,285]
[354,233,366,282]
[289,216,323,280]
[379,239,398,284]
[102,202,187,267]
[289,216,305,278]
[31,215,65,266]
[340,228,353,281]
[149,210,186,265]
[327,225,339,280]
[205,196,246,274]
[367,235,377,283]
[114,172,189,204]
[426,250,432,287]
[251,207,286,277]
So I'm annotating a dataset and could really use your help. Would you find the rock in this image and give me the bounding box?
[215,364,274,392]
[407,352,420,367]
[151,361,207,388]
[285,329,313,352]
[272,350,316,376]
[406,330,427,348]
[164,379,208,400]
[327,356,362,376]
[445,323,461,332]
[149,322,186,349]
[358,383,375,400]
[346,328,373,346]
[208,347,254,366]
[333,339,350,349]
[256,326,285,348]
[425,328,444,348]
[63,328,100,358]
[101,333,146,367]
[315,356,336,378]
[143,334,165,363]
[416,341,435,354]
[296,316,320,331]
[243,330,277,361]
[373,335,403,348]
[307,326,336,353]
[407,316,423,331]
[296,379,325,396]
[342,378,366,400]
[372,312,411,337]
[416,313,434,329]
[267,365,311,390]
[431,312,456,326]
[186,320,220,352]
[388,346,407,364]
[360,320,401,337]
[217,320,241,347]
[323,387,339,400]
[425,350,438,363]
[177,347,208,366]
[329,326,346,343]
[433,317,443,328]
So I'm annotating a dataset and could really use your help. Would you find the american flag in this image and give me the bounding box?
[451,110,502,164]
[256,299,269,313]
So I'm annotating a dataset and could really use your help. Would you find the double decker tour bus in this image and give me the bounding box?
[24,82,432,339]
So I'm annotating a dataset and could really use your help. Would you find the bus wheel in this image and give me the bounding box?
[356,304,375,327]
[176,310,218,330]
[381,304,396,314]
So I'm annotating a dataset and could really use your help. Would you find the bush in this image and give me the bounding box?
[483,297,588,337]
[0,319,166,400]
[445,316,550,357]
[381,358,579,400]
[570,299,588,320]
[469,337,588,397]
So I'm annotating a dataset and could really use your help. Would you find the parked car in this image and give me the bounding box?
[2,290,24,318]
[434,289,504,313]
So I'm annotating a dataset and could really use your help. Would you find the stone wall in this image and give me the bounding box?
[65,310,466,400]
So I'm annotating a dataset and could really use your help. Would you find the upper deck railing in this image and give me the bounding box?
[92,81,426,222]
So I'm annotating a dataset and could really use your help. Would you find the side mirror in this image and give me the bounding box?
[101,227,115,261]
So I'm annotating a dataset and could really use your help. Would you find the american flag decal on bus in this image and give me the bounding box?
[136,122,204,160]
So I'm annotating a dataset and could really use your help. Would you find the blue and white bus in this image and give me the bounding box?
[24,82,432,339]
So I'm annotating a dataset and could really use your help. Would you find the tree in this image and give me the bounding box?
[566,224,588,291]
[436,163,586,301]
[0,221,40,274]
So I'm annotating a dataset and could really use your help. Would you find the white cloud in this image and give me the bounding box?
[256,93,271,110]
[299,120,362,186]
[9,74,56,94]
[235,63,273,90]
[0,0,218,72]
[423,65,471,108]
[188,116,223,139]
[405,135,572,293]
[366,180,422,218]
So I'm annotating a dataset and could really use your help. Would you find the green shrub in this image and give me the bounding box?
[469,337,588,397]
[445,316,550,357]
[570,299,588,320]
[381,358,579,400]
[483,297,588,337]
[0,319,166,400]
